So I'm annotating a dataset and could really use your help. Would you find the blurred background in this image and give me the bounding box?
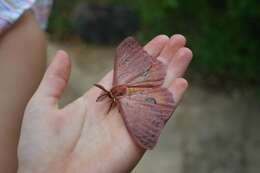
[46,0,259,172]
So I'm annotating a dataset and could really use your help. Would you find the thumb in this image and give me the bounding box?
[32,50,71,107]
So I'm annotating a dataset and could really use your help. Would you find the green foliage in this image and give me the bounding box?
[47,1,80,39]
[48,0,260,83]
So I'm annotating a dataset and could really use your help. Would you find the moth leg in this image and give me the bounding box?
[96,93,109,102]
[94,83,114,100]
[107,100,117,114]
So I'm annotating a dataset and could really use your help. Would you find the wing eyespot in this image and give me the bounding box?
[122,56,129,65]
[145,97,157,104]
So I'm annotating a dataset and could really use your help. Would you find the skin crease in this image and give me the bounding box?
[0,11,46,173]
[17,34,193,173]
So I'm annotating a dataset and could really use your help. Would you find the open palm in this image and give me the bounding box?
[18,35,192,173]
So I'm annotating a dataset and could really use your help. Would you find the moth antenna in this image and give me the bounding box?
[96,93,108,102]
[94,84,109,93]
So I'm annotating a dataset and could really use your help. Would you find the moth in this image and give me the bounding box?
[94,37,175,149]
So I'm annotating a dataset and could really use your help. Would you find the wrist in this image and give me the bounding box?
[18,167,35,173]
[18,165,51,173]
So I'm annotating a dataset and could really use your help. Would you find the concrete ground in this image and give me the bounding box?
[47,40,260,173]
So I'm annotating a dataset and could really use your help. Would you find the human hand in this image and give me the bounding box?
[18,35,192,173]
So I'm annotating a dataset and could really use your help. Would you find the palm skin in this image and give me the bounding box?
[18,34,192,173]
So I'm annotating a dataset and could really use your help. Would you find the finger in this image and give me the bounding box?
[143,35,169,57]
[32,50,71,107]
[86,70,113,99]
[84,70,113,115]
[158,34,186,64]
[168,78,188,104]
[164,47,193,87]
[97,71,114,90]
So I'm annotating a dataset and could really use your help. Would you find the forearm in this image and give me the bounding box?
[0,10,46,173]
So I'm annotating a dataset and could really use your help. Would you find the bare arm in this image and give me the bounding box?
[0,10,46,173]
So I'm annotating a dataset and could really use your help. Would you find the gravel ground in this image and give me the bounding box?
[47,40,260,173]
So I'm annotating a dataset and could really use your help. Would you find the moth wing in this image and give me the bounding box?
[113,37,166,86]
[118,87,175,149]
